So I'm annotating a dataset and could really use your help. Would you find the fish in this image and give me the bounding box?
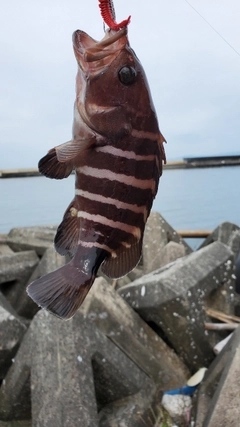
[27,25,166,320]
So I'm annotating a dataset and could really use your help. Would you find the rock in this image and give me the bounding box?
[0,251,39,310]
[161,394,192,425]
[119,241,235,369]
[142,212,192,274]
[7,226,57,256]
[0,306,27,380]
[200,221,240,249]
[17,247,67,318]
[81,277,190,389]
[0,310,152,425]
[195,326,240,426]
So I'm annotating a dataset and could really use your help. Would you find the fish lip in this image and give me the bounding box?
[72,27,128,74]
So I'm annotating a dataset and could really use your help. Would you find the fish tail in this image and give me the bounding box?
[27,247,107,320]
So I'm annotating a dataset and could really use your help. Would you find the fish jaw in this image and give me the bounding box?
[72,27,128,75]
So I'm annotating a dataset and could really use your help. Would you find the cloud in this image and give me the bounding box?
[0,0,240,168]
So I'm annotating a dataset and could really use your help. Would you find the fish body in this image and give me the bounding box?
[27,27,166,319]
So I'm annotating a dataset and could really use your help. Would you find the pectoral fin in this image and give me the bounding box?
[38,148,74,179]
[55,138,95,162]
[39,138,95,179]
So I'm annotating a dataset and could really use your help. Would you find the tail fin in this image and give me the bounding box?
[27,247,107,320]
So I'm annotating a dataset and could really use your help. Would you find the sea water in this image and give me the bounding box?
[0,166,240,248]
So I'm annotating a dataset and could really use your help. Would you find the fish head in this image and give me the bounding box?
[72,27,159,139]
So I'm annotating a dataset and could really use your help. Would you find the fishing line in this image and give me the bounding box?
[183,0,240,58]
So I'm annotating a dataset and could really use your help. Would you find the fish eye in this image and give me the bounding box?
[118,66,137,85]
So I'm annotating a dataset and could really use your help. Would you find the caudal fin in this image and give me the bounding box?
[27,261,94,320]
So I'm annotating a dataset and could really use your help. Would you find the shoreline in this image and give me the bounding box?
[1,155,240,178]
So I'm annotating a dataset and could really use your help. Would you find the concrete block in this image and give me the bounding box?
[17,247,67,318]
[197,326,240,426]
[0,309,151,425]
[142,212,192,274]
[119,242,235,369]
[0,330,31,421]
[157,241,186,269]
[81,277,189,389]
[0,306,27,380]
[7,226,57,256]
[0,293,23,320]
[31,310,150,427]
[0,251,39,285]
[0,235,8,245]
[200,221,240,249]
[0,245,14,256]
[0,251,39,311]
[236,252,240,294]
[227,229,240,261]
[0,421,31,427]
[99,380,156,427]
[194,327,235,426]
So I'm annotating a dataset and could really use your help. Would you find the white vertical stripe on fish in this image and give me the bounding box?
[76,165,156,191]
[95,146,156,161]
[131,129,159,141]
[77,211,141,239]
[75,188,147,217]
[78,240,115,256]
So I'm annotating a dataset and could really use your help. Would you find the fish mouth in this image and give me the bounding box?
[73,27,128,74]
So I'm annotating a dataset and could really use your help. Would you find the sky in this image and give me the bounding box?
[1,0,240,169]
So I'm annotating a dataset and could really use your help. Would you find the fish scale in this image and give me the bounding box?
[27,24,166,319]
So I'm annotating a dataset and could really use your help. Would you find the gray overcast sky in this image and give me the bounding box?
[1,0,240,168]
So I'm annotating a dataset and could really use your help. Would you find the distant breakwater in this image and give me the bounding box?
[1,155,240,178]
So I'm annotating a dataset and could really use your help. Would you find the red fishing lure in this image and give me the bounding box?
[98,0,131,30]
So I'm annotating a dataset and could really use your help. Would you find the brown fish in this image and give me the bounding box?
[27,25,166,320]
